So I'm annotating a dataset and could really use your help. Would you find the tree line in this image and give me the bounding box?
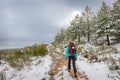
[54,0,120,46]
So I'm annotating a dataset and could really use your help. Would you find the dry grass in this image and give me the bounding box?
[0,44,48,68]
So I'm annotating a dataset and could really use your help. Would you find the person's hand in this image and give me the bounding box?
[75,58,77,61]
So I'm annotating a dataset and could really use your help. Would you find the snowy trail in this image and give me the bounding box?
[47,45,119,80]
[48,46,89,80]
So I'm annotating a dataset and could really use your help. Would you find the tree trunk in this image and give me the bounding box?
[88,33,90,42]
[106,34,110,45]
[78,34,80,42]
[87,25,90,42]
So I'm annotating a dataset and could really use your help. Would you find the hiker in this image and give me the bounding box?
[65,42,78,77]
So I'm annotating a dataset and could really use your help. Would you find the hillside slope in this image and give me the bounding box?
[0,43,120,80]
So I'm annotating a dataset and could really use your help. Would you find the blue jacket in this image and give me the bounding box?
[65,46,78,59]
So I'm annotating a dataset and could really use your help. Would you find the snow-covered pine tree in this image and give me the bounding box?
[90,15,99,44]
[111,0,120,43]
[69,14,80,41]
[54,29,66,44]
[96,2,113,45]
[78,16,86,42]
[82,6,94,42]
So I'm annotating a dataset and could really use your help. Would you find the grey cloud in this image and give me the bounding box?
[0,0,115,49]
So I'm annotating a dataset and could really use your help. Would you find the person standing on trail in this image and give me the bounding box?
[65,42,78,77]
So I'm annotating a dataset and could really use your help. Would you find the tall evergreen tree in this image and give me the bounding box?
[82,6,94,42]
[96,2,112,45]
[111,0,120,42]
[78,16,86,42]
[69,14,80,41]
[54,28,66,44]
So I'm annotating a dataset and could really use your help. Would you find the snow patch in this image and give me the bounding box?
[0,55,52,80]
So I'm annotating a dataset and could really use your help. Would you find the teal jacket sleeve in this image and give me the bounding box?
[75,52,78,59]
[65,46,69,57]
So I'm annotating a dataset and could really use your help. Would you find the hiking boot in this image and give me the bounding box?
[68,69,70,72]
[74,74,77,78]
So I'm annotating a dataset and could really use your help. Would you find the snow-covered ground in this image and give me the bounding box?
[77,56,110,80]
[57,43,120,80]
[52,55,110,80]
[0,55,52,80]
[0,43,120,80]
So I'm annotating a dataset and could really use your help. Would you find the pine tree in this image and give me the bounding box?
[69,14,80,41]
[111,0,120,42]
[54,28,66,44]
[90,15,98,43]
[82,6,94,42]
[78,16,86,42]
[96,2,112,45]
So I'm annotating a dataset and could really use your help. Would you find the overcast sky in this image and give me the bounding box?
[0,0,115,49]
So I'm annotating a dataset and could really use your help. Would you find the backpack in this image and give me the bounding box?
[69,42,76,54]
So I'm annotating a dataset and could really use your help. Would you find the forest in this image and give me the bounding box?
[54,1,120,46]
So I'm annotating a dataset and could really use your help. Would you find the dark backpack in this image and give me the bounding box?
[69,42,76,54]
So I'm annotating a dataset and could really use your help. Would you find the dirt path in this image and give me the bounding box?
[48,46,89,80]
